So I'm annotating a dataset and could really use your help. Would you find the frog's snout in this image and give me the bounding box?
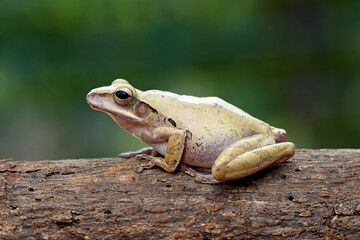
[87,89,105,111]
[87,86,114,108]
[86,90,97,108]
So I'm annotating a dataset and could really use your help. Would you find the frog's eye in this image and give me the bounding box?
[114,87,133,105]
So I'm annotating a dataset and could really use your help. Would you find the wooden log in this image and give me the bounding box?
[0,149,359,239]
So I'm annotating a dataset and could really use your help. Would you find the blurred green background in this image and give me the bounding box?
[0,1,359,161]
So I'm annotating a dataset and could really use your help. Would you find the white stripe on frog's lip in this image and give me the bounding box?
[111,111,143,123]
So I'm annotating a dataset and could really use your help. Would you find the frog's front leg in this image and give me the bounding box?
[134,127,186,173]
[207,134,295,183]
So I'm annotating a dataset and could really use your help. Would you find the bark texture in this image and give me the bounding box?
[0,149,359,239]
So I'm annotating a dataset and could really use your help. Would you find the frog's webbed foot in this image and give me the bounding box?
[179,165,224,184]
[179,164,198,177]
[195,174,224,184]
[119,147,157,158]
[118,148,161,173]
[133,154,158,173]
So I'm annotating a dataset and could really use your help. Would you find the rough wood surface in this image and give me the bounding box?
[0,149,359,239]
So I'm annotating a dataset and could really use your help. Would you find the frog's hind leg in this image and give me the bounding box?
[212,142,295,182]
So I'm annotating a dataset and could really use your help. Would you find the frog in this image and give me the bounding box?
[87,79,295,184]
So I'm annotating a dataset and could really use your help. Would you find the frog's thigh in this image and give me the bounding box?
[210,134,269,180]
[212,142,295,182]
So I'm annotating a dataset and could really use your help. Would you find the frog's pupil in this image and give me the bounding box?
[116,91,130,99]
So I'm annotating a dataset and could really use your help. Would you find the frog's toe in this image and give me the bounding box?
[135,154,154,161]
[133,155,158,173]
[134,165,144,173]
[195,174,224,184]
[134,161,156,172]
[119,152,134,158]
[119,147,154,158]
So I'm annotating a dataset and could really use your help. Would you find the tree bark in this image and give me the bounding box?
[0,149,359,239]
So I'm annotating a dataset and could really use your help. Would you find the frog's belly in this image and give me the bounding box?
[151,132,241,169]
[151,140,228,169]
[181,147,220,168]
[181,138,236,168]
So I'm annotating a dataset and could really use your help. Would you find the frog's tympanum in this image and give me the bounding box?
[87,79,295,184]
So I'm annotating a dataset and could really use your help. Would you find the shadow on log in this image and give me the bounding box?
[0,149,359,239]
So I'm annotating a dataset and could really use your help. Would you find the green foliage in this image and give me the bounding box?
[0,1,359,160]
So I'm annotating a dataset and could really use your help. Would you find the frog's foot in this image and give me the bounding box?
[179,164,198,177]
[195,173,224,184]
[119,147,154,158]
[179,165,223,184]
[133,154,157,173]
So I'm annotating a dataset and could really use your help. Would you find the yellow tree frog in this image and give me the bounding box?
[87,79,295,184]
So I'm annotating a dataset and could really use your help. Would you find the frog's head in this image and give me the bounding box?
[87,79,153,126]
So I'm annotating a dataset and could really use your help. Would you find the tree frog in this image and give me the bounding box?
[87,79,295,184]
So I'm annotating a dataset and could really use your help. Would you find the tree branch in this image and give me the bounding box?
[0,149,359,239]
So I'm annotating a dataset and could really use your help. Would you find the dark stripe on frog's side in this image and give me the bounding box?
[148,105,158,114]
[168,118,176,127]
[186,130,192,139]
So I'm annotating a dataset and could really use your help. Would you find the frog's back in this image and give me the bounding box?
[143,90,250,118]
[142,89,265,132]
[141,90,270,168]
